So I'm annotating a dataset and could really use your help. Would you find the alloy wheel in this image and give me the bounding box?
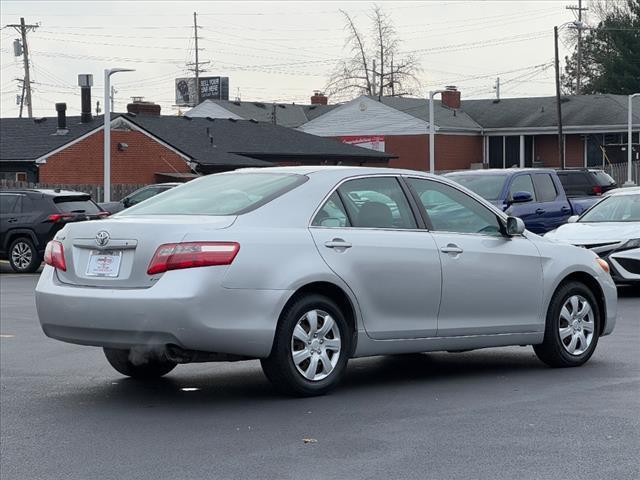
[290,309,341,381]
[11,241,33,271]
[558,295,595,356]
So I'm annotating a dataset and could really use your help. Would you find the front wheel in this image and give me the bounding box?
[261,294,350,397]
[103,348,177,379]
[534,281,600,368]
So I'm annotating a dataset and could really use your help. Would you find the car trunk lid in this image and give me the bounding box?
[55,215,236,288]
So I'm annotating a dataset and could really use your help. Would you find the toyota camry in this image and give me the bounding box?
[35,167,617,396]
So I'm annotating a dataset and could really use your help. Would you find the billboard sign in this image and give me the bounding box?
[175,77,229,106]
[341,135,385,152]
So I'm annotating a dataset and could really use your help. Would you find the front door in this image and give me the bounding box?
[309,176,442,340]
[406,177,543,337]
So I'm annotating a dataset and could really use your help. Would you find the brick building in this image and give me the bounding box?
[297,90,640,172]
[0,103,391,185]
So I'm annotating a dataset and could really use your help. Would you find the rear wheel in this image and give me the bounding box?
[534,281,600,368]
[103,348,177,379]
[261,294,350,397]
[9,237,41,273]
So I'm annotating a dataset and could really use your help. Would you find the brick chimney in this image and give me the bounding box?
[127,97,161,116]
[311,91,328,105]
[441,86,461,109]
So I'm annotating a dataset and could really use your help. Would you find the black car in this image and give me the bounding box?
[556,168,618,197]
[0,189,108,273]
[99,183,180,214]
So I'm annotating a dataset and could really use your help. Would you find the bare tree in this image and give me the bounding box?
[325,6,422,102]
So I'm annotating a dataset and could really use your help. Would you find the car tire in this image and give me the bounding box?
[103,348,177,379]
[534,281,600,368]
[261,294,350,397]
[8,237,41,273]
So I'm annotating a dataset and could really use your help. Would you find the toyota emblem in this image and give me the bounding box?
[95,231,110,247]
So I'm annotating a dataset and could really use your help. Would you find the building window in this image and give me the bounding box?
[15,172,28,182]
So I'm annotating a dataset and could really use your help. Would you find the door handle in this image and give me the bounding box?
[440,244,463,255]
[324,239,352,250]
[7,218,18,223]
[561,206,571,213]
[535,208,546,215]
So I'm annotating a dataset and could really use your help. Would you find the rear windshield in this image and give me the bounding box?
[445,174,507,201]
[592,171,616,186]
[54,196,101,214]
[120,172,306,216]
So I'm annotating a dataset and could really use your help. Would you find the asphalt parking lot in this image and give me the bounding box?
[0,269,638,480]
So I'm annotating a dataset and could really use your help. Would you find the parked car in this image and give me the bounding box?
[604,186,640,197]
[35,167,616,396]
[556,168,618,197]
[0,189,108,273]
[99,183,180,214]
[545,189,640,285]
[445,169,599,234]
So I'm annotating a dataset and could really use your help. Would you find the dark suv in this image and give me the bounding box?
[0,189,108,273]
[556,169,618,197]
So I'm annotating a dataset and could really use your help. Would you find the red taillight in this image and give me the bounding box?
[48,213,74,223]
[592,185,602,195]
[147,242,240,275]
[44,240,67,271]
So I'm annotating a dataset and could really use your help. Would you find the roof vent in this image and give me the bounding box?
[249,119,258,123]
[254,102,266,109]
[206,116,216,122]
[278,104,286,109]
[33,117,47,123]
[228,118,238,122]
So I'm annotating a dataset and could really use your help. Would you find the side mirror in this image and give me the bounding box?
[506,216,526,236]
[121,197,130,208]
[510,191,533,204]
[567,215,579,223]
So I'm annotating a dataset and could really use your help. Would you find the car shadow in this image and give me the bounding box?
[47,348,555,411]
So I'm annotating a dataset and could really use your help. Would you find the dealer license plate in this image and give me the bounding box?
[86,250,122,277]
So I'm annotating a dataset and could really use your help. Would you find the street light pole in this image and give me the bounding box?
[429,90,445,174]
[103,68,134,202]
[625,93,640,187]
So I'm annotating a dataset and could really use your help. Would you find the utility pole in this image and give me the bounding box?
[6,17,38,118]
[271,103,277,125]
[110,85,116,111]
[554,26,565,169]
[494,77,500,101]
[18,79,25,118]
[567,0,588,94]
[193,12,200,107]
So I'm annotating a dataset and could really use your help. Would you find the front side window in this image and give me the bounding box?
[533,174,558,202]
[312,191,350,228]
[120,173,305,216]
[509,174,536,201]
[409,178,502,236]
[445,174,507,202]
[337,177,417,229]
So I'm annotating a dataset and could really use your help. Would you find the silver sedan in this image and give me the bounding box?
[35,167,617,396]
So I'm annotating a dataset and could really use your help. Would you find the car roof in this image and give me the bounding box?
[606,187,640,197]
[445,168,555,176]
[0,188,90,197]
[234,165,440,178]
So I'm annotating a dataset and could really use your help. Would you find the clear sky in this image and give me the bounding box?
[0,0,586,118]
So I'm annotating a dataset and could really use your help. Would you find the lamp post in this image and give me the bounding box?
[428,90,446,174]
[624,93,640,187]
[103,68,134,202]
[554,21,587,170]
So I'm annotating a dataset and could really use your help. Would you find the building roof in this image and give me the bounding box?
[185,99,338,128]
[461,94,640,133]
[124,115,393,166]
[378,96,483,132]
[0,116,103,162]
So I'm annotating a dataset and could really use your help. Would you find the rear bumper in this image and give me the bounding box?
[35,266,292,358]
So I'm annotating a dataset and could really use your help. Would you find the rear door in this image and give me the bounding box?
[309,176,442,340]
[406,177,543,336]
[0,194,21,254]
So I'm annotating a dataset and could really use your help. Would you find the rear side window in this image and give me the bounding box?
[0,194,20,214]
[121,173,306,216]
[509,174,536,201]
[312,192,350,228]
[533,174,558,202]
[55,196,101,214]
[337,177,417,229]
[593,171,616,186]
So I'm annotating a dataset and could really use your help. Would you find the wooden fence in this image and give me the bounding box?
[0,180,145,202]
